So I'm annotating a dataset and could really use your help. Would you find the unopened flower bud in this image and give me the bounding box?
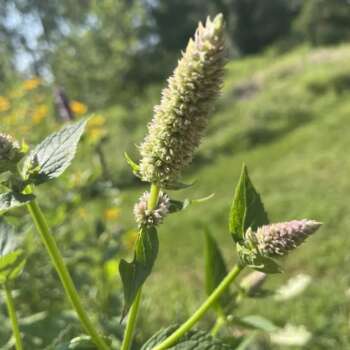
[0,133,22,173]
[139,14,225,186]
[134,191,170,227]
[240,271,267,296]
[248,220,321,257]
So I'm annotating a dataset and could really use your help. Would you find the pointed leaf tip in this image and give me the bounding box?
[229,164,269,243]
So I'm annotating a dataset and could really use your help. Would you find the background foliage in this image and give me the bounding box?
[1,0,350,349]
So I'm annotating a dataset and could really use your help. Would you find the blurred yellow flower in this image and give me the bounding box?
[70,100,87,115]
[104,207,120,221]
[87,127,107,143]
[23,78,41,91]
[88,115,106,128]
[0,96,10,112]
[78,208,88,219]
[19,125,30,135]
[32,104,48,124]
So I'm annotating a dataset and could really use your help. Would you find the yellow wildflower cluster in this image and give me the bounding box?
[87,114,107,144]
[104,207,120,221]
[0,96,10,112]
[32,105,48,124]
[23,78,41,91]
[70,100,88,115]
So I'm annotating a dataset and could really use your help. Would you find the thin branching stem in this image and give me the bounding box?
[152,264,245,350]
[4,283,23,350]
[210,315,226,337]
[120,288,142,350]
[24,188,109,350]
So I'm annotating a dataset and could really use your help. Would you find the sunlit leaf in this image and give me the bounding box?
[23,119,87,185]
[235,315,279,332]
[0,220,26,283]
[0,191,35,213]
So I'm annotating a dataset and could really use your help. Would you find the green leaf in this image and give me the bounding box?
[250,255,282,274]
[141,326,178,350]
[23,119,87,185]
[0,191,35,212]
[124,152,140,177]
[204,230,230,313]
[168,199,190,213]
[235,333,258,350]
[235,315,279,332]
[229,164,268,243]
[169,194,215,214]
[236,243,281,274]
[0,220,26,283]
[141,326,232,350]
[0,250,26,284]
[164,180,196,191]
[119,226,159,317]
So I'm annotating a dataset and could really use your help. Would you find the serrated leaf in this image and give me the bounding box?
[141,325,178,349]
[124,152,140,177]
[119,226,159,317]
[141,326,232,350]
[229,165,269,243]
[235,315,279,332]
[0,191,35,212]
[204,231,230,313]
[0,220,26,283]
[23,119,87,185]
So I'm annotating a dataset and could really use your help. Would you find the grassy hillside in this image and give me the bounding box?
[120,45,350,349]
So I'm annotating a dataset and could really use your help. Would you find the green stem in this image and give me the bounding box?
[148,183,160,210]
[25,196,109,350]
[4,284,23,350]
[120,182,160,350]
[152,264,244,350]
[210,315,226,337]
[120,288,142,350]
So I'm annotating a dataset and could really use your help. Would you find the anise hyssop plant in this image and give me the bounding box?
[0,14,321,350]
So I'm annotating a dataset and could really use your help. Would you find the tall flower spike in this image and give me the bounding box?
[0,133,22,173]
[247,220,322,257]
[139,14,225,186]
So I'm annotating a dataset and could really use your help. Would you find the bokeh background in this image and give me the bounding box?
[1,0,350,349]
